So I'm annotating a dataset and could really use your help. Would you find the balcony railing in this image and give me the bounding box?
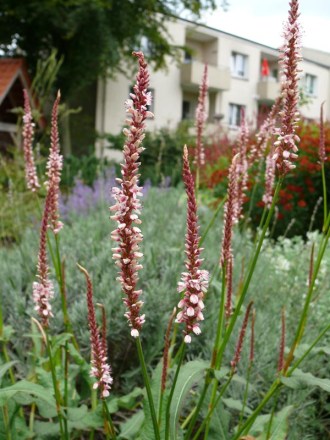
[257,78,280,102]
[181,61,230,91]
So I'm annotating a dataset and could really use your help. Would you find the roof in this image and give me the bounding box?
[172,15,330,69]
[0,58,31,106]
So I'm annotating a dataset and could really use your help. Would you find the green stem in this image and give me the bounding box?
[136,337,160,440]
[2,406,11,440]
[216,179,283,367]
[165,343,185,440]
[233,381,280,440]
[199,196,227,247]
[184,380,210,440]
[238,364,252,429]
[103,399,116,439]
[285,222,330,371]
[192,374,233,440]
[266,390,279,439]
[234,320,330,440]
[321,163,328,232]
[45,332,65,438]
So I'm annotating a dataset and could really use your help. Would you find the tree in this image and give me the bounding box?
[0,0,216,99]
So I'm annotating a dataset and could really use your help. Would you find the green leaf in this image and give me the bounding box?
[67,405,103,430]
[170,359,209,439]
[0,380,56,410]
[222,398,252,415]
[118,387,144,410]
[293,343,330,358]
[0,325,14,342]
[213,367,230,381]
[281,369,330,392]
[50,333,72,355]
[0,361,18,385]
[207,401,230,440]
[249,405,294,440]
[34,421,60,438]
[119,410,144,439]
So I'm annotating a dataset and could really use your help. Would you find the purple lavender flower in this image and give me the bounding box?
[176,146,209,343]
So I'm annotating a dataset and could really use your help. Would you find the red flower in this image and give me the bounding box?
[298,200,307,207]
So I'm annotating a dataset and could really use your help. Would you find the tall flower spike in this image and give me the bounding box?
[46,91,63,234]
[277,307,286,372]
[233,108,249,221]
[110,52,153,338]
[273,0,302,174]
[33,191,54,327]
[22,89,40,192]
[262,149,276,208]
[230,301,253,372]
[220,154,239,268]
[249,96,282,165]
[249,309,256,367]
[319,102,327,163]
[195,64,208,167]
[78,265,113,398]
[176,146,209,343]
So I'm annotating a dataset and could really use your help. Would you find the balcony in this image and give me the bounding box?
[181,61,230,92]
[257,78,280,102]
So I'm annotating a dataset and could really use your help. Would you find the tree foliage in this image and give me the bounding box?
[0,0,216,98]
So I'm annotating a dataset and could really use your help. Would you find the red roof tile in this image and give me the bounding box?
[0,58,30,102]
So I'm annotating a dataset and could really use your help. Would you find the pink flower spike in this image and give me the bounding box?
[176,146,209,343]
[319,102,327,163]
[110,52,153,336]
[46,90,63,234]
[233,107,249,221]
[195,64,208,167]
[277,307,286,372]
[273,0,302,175]
[22,89,40,192]
[78,264,113,399]
[230,301,253,372]
[33,190,54,327]
[220,154,239,268]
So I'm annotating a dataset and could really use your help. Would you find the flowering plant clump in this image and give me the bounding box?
[2,1,330,439]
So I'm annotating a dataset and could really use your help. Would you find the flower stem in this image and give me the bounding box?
[284,222,330,372]
[216,179,283,368]
[192,373,233,440]
[165,342,185,440]
[321,163,328,232]
[45,331,65,438]
[102,399,117,439]
[135,337,160,440]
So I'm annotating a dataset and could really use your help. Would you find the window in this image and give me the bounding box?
[305,74,317,95]
[184,50,192,64]
[182,100,191,120]
[231,52,248,78]
[229,103,245,127]
[128,87,154,114]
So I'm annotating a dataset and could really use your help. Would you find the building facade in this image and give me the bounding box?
[95,17,330,158]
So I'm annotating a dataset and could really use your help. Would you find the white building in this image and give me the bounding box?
[95,17,330,157]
